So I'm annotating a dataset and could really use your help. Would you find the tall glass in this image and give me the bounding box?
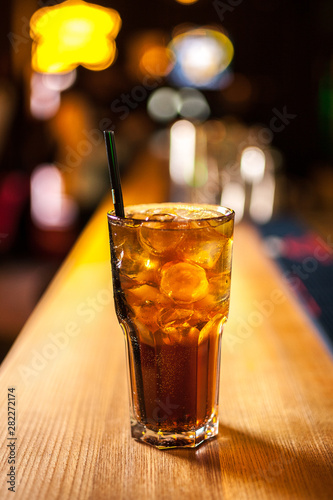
[107,203,234,448]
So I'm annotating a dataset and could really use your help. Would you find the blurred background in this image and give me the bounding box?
[0,0,332,358]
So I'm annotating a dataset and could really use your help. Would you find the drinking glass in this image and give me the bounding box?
[107,203,234,448]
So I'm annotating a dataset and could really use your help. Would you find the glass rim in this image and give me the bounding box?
[107,202,235,225]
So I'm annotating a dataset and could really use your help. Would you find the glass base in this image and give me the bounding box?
[130,415,219,449]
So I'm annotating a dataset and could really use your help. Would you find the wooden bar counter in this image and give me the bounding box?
[0,158,332,499]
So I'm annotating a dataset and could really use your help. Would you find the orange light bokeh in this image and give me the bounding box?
[140,46,175,77]
[174,0,199,4]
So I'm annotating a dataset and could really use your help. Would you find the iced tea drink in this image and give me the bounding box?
[107,203,234,448]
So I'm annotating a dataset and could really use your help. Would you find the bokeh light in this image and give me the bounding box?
[147,87,210,123]
[30,0,121,73]
[240,146,266,184]
[147,87,180,122]
[31,165,77,229]
[221,182,245,224]
[178,88,210,121]
[126,31,173,80]
[174,0,199,4]
[249,173,275,224]
[140,46,175,77]
[170,120,196,185]
[30,73,61,120]
[42,70,77,91]
[169,27,234,88]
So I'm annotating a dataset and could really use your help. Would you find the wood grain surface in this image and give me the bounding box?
[0,154,332,499]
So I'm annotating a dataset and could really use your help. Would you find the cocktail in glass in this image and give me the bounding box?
[107,203,234,448]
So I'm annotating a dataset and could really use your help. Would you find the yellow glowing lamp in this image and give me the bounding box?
[30,0,121,73]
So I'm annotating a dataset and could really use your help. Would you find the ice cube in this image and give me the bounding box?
[125,285,164,333]
[208,272,231,301]
[132,302,159,332]
[219,239,233,271]
[158,307,194,334]
[173,207,222,220]
[210,218,234,239]
[158,325,199,346]
[110,225,128,249]
[117,246,156,279]
[127,284,160,303]
[193,271,231,320]
[160,261,209,303]
[194,295,230,322]
[178,228,227,269]
[165,326,200,346]
[139,223,183,256]
[145,213,176,222]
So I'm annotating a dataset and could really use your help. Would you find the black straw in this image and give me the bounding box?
[104,130,125,218]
